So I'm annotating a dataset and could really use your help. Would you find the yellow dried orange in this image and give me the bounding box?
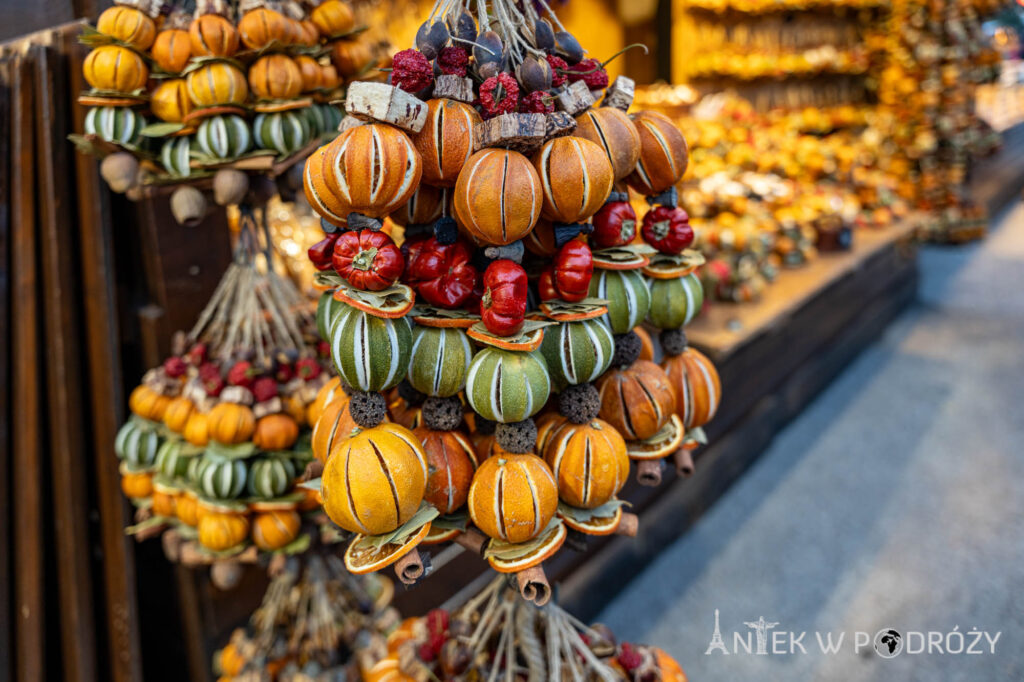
[467,454,557,543]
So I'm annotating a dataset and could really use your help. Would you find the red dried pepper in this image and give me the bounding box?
[480,260,528,337]
[332,230,404,291]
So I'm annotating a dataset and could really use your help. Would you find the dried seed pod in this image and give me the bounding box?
[416,20,450,60]
[449,10,476,44]
[100,152,139,193]
[212,168,249,206]
[170,186,207,226]
[516,56,552,92]
[554,31,584,64]
[534,18,555,52]
[474,31,504,68]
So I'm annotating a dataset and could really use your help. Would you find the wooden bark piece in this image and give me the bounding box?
[544,111,576,140]
[601,76,635,112]
[473,113,546,153]
[338,115,363,133]
[433,75,474,103]
[555,80,596,116]
[345,82,427,133]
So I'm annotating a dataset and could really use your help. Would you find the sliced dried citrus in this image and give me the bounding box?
[641,263,698,280]
[333,283,415,319]
[420,525,461,545]
[560,503,623,536]
[253,97,313,113]
[539,301,609,322]
[485,520,566,573]
[411,306,480,329]
[344,521,431,575]
[626,413,685,460]
[248,497,301,513]
[467,324,545,352]
[184,105,247,125]
[593,253,649,271]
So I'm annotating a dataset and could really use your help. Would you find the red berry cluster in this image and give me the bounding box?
[417,609,450,662]
[391,48,433,93]
[436,46,469,76]
[175,344,323,400]
[519,90,554,114]
[567,58,609,90]
[546,54,569,87]
[479,72,519,117]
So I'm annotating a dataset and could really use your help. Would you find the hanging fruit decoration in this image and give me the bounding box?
[72,0,381,223]
[211,556,399,679]
[112,208,341,587]
[364,576,690,682]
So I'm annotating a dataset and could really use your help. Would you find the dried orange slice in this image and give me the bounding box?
[641,262,697,279]
[420,526,461,545]
[559,503,623,536]
[333,283,415,319]
[626,413,685,460]
[593,252,649,271]
[411,306,480,329]
[485,520,566,573]
[253,97,313,113]
[467,324,545,352]
[183,105,248,125]
[539,301,609,322]
[344,521,431,575]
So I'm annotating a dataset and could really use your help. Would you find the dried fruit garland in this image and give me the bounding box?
[300,0,720,625]
[115,210,338,586]
[73,0,377,224]
[373,577,689,682]
[214,556,397,678]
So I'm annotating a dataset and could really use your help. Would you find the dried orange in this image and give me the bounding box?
[468,453,558,543]
[321,423,427,535]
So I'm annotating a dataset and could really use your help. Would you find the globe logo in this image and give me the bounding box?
[874,629,903,658]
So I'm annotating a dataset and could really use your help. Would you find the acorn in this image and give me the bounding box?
[516,56,552,92]
[100,152,140,194]
[534,19,555,52]
[213,168,249,206]
[416,20,450,59]
[554,31,584,64]
[170,186,207,226]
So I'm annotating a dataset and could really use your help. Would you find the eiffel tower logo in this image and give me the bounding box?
[705,610,729,655]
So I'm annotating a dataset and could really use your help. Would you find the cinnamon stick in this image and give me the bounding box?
[636,458,663,486]
[517,565,551,606]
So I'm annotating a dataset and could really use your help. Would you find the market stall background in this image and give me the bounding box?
[1,0,1023,681]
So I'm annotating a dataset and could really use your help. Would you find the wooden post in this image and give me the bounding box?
[10,52,46,682]
[32,40,97,682]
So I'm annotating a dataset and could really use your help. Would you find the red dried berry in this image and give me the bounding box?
[479,72,519,117]
[519,90,553,114]
[567,58,608,90]
[198,362,221,381]
[227,361,258,388]
[252,377,278,403]
[391,48,433,93]
[618,642,643,671]
[295,358,321,381]
[203,376,224,397]
[163,356,187,378]
[185,343,208,367]
[546,54,568,87]
[417,642,437,663]
[426,608,450,636]
[436,46,469,76]
[316,340,330,357]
